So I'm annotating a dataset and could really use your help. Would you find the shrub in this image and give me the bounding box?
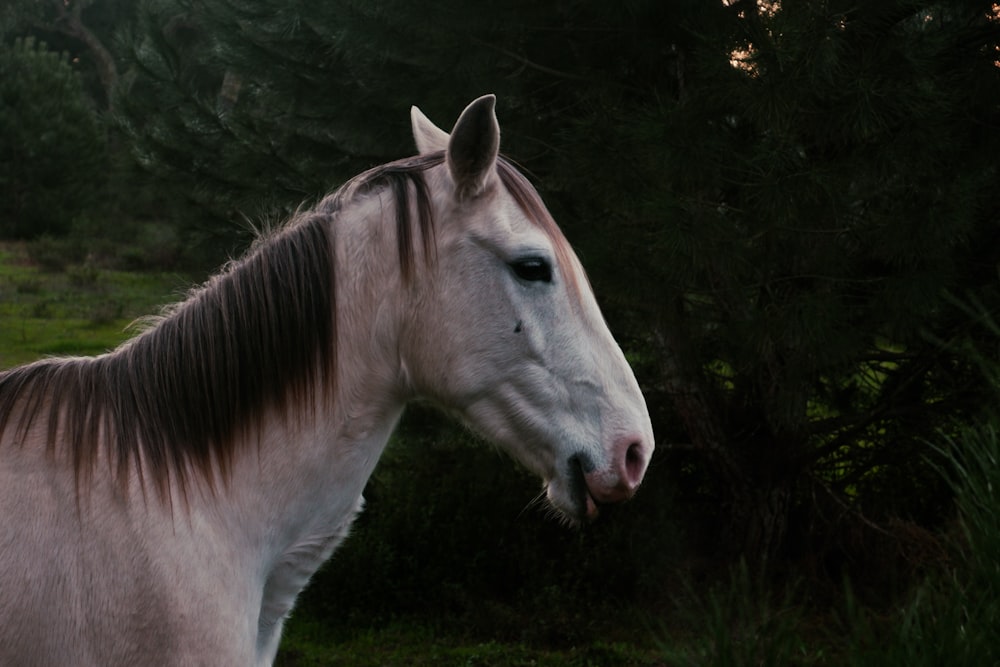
[26,234,86,272]
[0,37,107,239]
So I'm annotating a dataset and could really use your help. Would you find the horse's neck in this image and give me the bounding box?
[224,394,403,549]
[216,199,409,559]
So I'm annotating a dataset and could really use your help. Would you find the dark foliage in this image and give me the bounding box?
[0,37,107,239]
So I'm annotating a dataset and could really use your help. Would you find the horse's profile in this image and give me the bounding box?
[0,95,653,666]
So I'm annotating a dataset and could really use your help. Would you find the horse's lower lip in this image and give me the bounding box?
[583,491,599,521]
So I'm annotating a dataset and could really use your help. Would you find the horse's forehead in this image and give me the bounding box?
[454,187,552,247]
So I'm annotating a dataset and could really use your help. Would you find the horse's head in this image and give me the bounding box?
[401,95,654,523]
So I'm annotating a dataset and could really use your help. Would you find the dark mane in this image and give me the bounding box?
[0,151,563,497]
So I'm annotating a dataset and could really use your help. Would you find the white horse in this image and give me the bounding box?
[0,95,653,666]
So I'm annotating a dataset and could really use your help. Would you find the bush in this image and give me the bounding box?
[26,234,86,272]
[657,562,816,667]
[843,421,1000,667]
[0,37,107,239]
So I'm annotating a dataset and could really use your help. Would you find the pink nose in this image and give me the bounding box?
[584,435,651,505]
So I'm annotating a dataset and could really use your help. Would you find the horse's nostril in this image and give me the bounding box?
[624,441,644,485]
[570,451,596,474]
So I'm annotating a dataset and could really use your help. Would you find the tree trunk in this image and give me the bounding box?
[49,0,118,111]
[655,307,793,565]
[725,480,794,565]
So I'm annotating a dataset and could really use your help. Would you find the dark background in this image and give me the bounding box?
[3,0,1000,651]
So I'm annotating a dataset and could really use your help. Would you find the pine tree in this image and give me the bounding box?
[0,36,107,239]
[117,0,525,219]
[563,0,1000,561]
[1,0,130,110]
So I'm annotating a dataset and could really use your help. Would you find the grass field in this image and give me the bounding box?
[276,619,666,667]
[0,242,190,369]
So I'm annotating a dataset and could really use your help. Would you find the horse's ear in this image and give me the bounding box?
[410,105,450,155]
[446,94,500,198]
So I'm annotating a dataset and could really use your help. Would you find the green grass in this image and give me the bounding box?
[276,618,664,667]
[0,242,190,369]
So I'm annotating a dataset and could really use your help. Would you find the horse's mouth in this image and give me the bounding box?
[568,454,600,522]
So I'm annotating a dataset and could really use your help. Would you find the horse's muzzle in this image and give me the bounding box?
[571,435,651,520]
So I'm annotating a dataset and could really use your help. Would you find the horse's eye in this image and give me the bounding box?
[510,257,552,283]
